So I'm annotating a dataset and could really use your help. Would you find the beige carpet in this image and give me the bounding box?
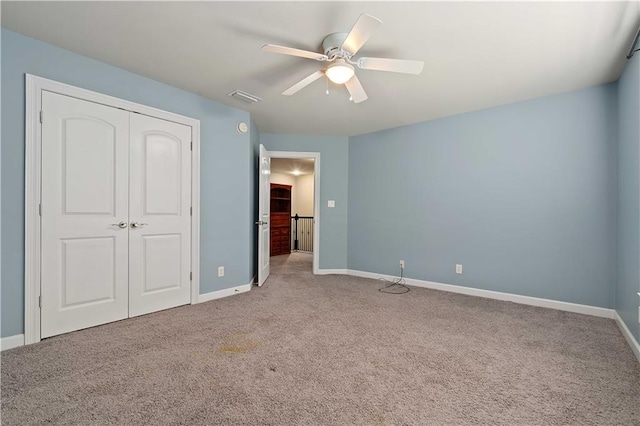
[2,252,639,425]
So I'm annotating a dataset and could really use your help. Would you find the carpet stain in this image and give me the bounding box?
[369,412,388,425]
[217,333,261,353]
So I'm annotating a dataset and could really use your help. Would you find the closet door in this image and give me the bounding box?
[128,114,192,317]
[40,91,130,338]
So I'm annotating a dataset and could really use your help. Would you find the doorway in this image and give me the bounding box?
[270,157,315,258]
[257,149,320,284]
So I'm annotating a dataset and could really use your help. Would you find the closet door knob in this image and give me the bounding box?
[111,221,128,229]
[130,222,148,228]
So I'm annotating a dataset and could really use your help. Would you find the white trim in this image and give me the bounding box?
[1,334,25,351]
[268,151,321,275]
[190,119,201,307]
[615,312,640,363]
[24,74,201,345]
[344,269,615,319]
[198,282,253,303]
[316,268,348,275]
[24,74,41,346]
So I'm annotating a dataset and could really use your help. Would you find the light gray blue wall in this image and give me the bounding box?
[260,134,349,270]
[617,54,640,342]
[1,29,254,337]
[348,85,618,308]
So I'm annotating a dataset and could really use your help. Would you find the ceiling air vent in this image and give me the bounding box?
[227,90,262,104]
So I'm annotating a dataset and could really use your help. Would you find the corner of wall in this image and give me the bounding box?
[249,116,261,280]
[615,51,640,343]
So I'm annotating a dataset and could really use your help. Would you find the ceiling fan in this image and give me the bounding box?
[262,14,424,103]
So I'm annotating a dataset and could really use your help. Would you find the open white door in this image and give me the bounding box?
[257,144,271,286]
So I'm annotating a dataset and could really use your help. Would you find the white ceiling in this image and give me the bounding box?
[271,158,315,176]
[3,1,639,136]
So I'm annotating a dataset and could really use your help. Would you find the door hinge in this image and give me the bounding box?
[39,203,42,216]
[190,272,193,281]
[190,141,193,151]
[190,206,192,216]
[39,111,43,123]
[39,295,42,308]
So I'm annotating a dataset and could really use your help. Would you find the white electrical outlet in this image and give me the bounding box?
[400,260,405,269]
[455,264,463,274]
[218,266,224,277]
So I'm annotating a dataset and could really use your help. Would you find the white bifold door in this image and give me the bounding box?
[40,91,192,338]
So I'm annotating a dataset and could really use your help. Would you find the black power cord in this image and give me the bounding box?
[378,265,410,294]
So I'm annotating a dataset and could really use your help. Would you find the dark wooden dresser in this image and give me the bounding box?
[270,183,291,256]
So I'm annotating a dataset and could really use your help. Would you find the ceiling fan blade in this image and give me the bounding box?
[345,75,368,103]
[262,44,328,61]
[357,57,424,75]
[341,14,382,55]
[282,71,325,96]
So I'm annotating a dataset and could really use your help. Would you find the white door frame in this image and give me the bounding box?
[268,151,320,274]
[24,74,201,345]
[257,145,271,286]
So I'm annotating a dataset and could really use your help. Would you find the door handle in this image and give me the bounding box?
[130,222,148,228]
[255,221,268,225]
[111,221,128,229]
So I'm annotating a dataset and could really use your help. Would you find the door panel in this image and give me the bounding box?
[143,133,182,215]
[60,237,116,308]
[41,91,130,338]
[63,117,117,214]
[129,114,191,317]
[142,234,182,293]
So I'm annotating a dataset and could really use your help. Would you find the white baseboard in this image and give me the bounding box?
[1,334,25,351]
[344,269,615,319]
[316,268,348,275]
[2,283,254,351]
[198,282,252,303]
[614,312,640,363]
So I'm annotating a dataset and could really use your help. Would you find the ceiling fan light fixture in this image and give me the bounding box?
[325,61,355,84]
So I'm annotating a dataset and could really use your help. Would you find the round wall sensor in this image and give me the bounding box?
[237,122,248,134]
